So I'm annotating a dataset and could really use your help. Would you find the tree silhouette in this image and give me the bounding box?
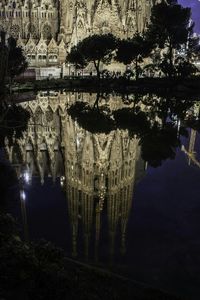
[7,36,28,83]
[66,34,117,79]
[0,103,30,147]
[0,32,27,97]
[116,34,152,81]
[146,0,191,78]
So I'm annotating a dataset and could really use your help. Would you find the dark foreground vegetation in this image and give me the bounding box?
[0,212,181,300]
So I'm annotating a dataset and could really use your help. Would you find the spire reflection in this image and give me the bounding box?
[62,114,145,260]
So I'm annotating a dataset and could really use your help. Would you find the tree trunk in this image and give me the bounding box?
[0,34,8,98]
[93,92,100,110]
[94,60,100,80]
[135,57,139,81]
[169,41,174,79]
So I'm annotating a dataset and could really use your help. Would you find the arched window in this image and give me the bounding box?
[10,24,20,38]
[38,55,46,61]
[42,24,52,40]
[48,54,57,63]
[27,23,36,38]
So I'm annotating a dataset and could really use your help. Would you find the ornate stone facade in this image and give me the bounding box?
[0,0,159,67]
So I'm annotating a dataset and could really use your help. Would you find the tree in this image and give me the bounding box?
[186,24,200,63]
[0,32,27,97]
[7,36,28,83]
[66,47,87,76]
[140,123,180,167]
[115,34,152,81]
[115,40,135,66]
[0,103,30,147]
[0,31,9,97]
[67,98,115,134]
[146,0,191,78]
[0,162,18,209]
[66,34,118,79]
[175,57,197,78]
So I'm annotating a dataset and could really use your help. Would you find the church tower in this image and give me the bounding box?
[59,0,75,42]
[58,0,158,45]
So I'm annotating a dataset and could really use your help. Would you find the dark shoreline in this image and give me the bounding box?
[9,76,200,100]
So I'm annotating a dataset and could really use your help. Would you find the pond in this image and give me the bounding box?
[1,91,200,300]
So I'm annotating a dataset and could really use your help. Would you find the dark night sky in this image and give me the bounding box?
[178,0,200,33]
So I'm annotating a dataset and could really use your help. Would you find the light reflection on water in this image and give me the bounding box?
[2,91,200,299]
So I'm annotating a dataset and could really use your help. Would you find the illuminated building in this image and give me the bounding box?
[0,1,159,67]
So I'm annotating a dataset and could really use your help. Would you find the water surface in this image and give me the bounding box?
[2,91,200,299]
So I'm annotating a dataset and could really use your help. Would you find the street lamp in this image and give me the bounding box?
[67,63,71,77]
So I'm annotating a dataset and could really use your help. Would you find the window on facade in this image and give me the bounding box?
[27,23,36,38]
[49,55,57,62]
[10,24,20,38]
[38,55,46,61]
[43,24,52,40]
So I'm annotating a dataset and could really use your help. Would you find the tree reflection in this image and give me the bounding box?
[68,94,115,134]
[0,102,30,209]
[140,123,180,167]
[0,103,30,147]
[0,160,17,209]
[67,93,198,167]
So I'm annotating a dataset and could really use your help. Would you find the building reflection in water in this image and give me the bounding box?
[3,91,200,261]
[63,116,145,260]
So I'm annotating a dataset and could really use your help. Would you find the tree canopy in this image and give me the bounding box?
[67,46,87,74]
[67,34,118,78]
[115,34,152,80]
[0,103,30,147]
[7,37,28,82]
[0,32,27,97]
[146,0,192,77]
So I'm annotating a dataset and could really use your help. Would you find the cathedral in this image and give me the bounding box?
[0,0,158,68]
